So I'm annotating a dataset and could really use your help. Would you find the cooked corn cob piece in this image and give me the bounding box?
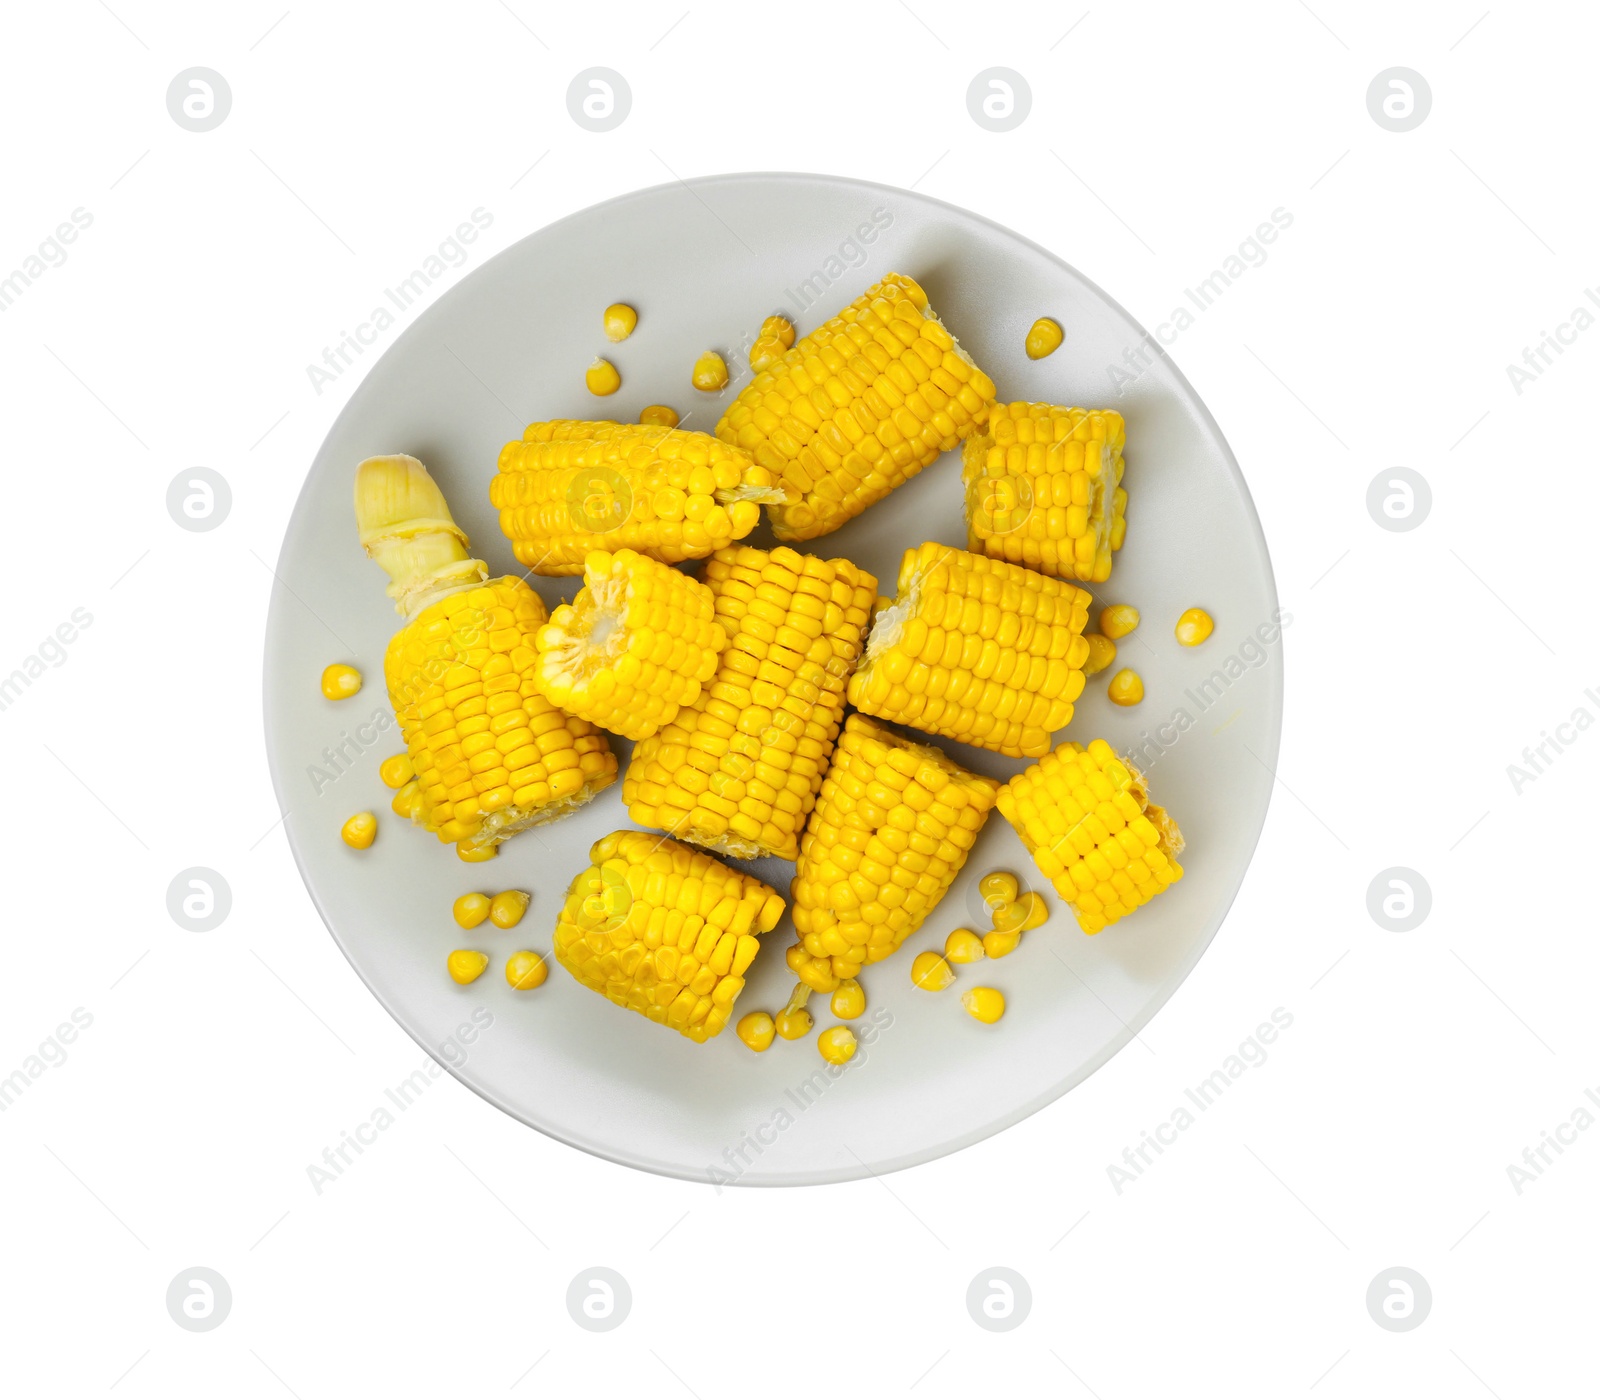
[490,421,787,576]
[963,404,1127,582]
[716,273,997,542]
[356,454,616,850]
[534,549,725,741]
[997,738,1184,935]
[787,715,998,993]
[624,545,876,860]
[847,543,1092,759]
[552,830,785,1042]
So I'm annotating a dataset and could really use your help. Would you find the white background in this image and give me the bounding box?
[1,0,1593,1394]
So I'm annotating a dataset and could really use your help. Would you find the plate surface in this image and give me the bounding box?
[263,173,1282,1186]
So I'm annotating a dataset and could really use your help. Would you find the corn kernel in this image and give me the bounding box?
[453,892,491,929]
[758,314,796,349]
[639,404,680,429]
[817,1025,857,1065]
[962,986,1005,1023]
[1084,634,1117,677]
[321,663,362,700]
[830,978,866,1020]
[911,950,954,991]
[1099,604,1140,640]
[378,752,414,789]
[775,983,813,1040]
[977,871,1018,909]
[448,949,489,984]
[1175,607,1214,646]
[983,927,1021,958]
[1108,668,1144,706]
[505,949,548,989]
[737,1011,776,1052]
[457,840,498,863]
[490,890,530,929]
[692,351,729,391]
[586,357,621,396]
[391,779,420,819]
[341,812,377,849]
[603,302,637,342]
[1018,890,1049,929]
[944,928,986,964]
[991,898,1028,933]
[748,336,786,373]
[1025,317,1063,359]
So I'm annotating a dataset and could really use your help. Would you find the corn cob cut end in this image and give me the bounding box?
[356,454,488,619]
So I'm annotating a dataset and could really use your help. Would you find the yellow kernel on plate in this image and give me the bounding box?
[759,314,796,348]
[448,950,489,985]
[1084,634,1117,676]
[775,983,813,1039]
[691,350,729,391]
[1025,316,1064,359]
[490,890,530,930]
[391,779,420,819]
[1018,891,1049,930]
[911,950,955,991]
[457,840,498,863]
[321,663,362,700]
[983,927,1021,959]
[977,871,1018,910]
[1175,607,1215,646]
[1099,604,1140,640]
[737,1011,776,1052]
[945,928,986,964]
[748,336,786,373]
[962,986,1006,1024]
[818,1025,858,1065]
[991,898,1029,933]
[830,978,866,1020]
[639,403,679,428]
[505,950,548,990]
[453,893,490,929]
[585,357,621,396]
[341,812,377,849]
[1108,668,1145,706]
[378,752,414,788]
[603,302,637,342]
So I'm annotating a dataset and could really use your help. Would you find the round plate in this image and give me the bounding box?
[264,173,1282,1186]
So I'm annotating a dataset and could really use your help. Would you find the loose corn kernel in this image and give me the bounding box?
[341,812,377,849]
[977,871,1018,910]
[448,949,489,984]
[1084,634,1117,676]
[505,949,548,989]
[945,928,986,964]
[1017,890,1049,929]
[321,663,362,700]
[991,898,1028,933]
[1025,317,1063,359]
[817,1025,857,1065]
[962,986,1005,1023]
[775,984,813,1040]
[758,314,796,349]
[378,752,414,789]
[1099,604,1140,640]
[391,779,421,819]
[911,950,955,991]
[585,357,621,396]
[453,892,491,929]
[603,303,637,343]
[457,840,499,863]
[983,927,1021,958]
[691,351,729,391]
[748,336,786,374]
[830,978,866,1020]
[737,1011,776,1052]
[490,890,530,930]
[1175,607,1214,646]
[639,404,679,429]
[1108,668,1144,706]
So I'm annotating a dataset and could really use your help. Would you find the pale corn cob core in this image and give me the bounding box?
[847,543,1092,759]
[788,715,1000,993]
[553,830,786,1042]
[963,403,1128,583]
[355,455,617,850]
[533,549,726,741]
[490,421,788,575]
[716,273,998,542]
[623,545,877,861]
[996,738,1185,934]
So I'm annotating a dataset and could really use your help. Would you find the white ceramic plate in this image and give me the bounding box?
[263,173,1282,1186]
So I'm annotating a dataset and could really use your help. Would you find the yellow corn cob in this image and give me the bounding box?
[715,273,997,542]
[553,830,786,1042]
[534,549,726,741]
[787,715,1000,993]
[490,421,788,575]
[963,403,1127,583]
[847,543,1092,758]
[623,545,876,860]
[996,738,1184,934]
[356,455,616,850]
